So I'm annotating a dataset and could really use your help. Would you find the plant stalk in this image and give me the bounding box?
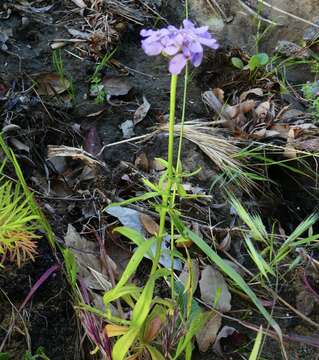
[151,74,178,274]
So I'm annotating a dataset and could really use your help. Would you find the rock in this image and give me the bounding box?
[303,17,319,42]
[284,63,315,84]
[275,40,311,59]
[189,0,319,53]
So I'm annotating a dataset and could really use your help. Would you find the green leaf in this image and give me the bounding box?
[112,327,139,360]
[248,55,261,71]
[62,248,77,289]
[116,238,156,289]
[171,213,282,340]
[103,285,140,308]
[146,345,166,360]
[231,57,244,70]
[0,353,9,360]
[104,192,158,209]
[143,178,160,192]
[132,269,169,327]
[256,53,269,66]
[249,326,263,360]
[114,226,145,246]
[174,309,206,359]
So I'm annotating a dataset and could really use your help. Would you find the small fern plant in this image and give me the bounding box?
[0,177,41,267]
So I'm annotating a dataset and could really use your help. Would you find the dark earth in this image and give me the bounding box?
[1,0,319,359]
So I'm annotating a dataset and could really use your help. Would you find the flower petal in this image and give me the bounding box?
[163,45,179,56]
[142,41,163,56]
[190,51,203,67]
[183,19,195,29]
[194,26,209,34]
[188,40,203,53]
[140,29,155,37]
[169,53,187,74]
[198,36,219,49]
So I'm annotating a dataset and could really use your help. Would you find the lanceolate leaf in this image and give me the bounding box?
[171,213,282,340]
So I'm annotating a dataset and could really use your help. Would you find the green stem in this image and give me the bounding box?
[170,62,189,295]
[151,74,178,274]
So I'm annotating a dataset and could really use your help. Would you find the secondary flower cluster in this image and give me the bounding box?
[141,19,219,74]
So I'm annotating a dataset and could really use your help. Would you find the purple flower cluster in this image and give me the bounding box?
[140,19,219,74]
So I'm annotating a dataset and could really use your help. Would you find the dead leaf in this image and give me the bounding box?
[140,213,159,235]
[71,0,87,8]
[284,128,298,158]
[133,96,150,125]
[255,101,270,121]
[239,100,256,114]
[199,265,231,312]
[240,88,263,102]
[212,88,224,102]
[67,28,90,40]
[179,259,199,294]
[105,324,129,337]
[9,138,29,152]
[103,76,132,97]
[151,158,166,171]
[83,127,102,156]
[135,153,149,172]
[119,120,135,138]
[35,73,70,96]
[213,326,238,355]
[143,316,163,343]
[64,224,105,290]
[50,42,66,49]
[47,145,106,168]
[196,311,222,352]
[296,290,315,316]
[219,232,231,251]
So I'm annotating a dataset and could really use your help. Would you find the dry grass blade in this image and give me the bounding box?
[160,120,255,191]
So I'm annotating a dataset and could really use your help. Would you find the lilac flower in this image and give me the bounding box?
[140,19,219,75]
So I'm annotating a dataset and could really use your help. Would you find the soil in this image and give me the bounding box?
[1,1,319,360]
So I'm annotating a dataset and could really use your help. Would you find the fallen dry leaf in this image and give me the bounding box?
[213,326,238,355]
[240,88,263,102]
[83,127,102,156]
[196,311,222,352]
[133,96,150,125]
[199,265,232,312]
[35,73,70,96]
[9,138,30,152]
[140,213,159,235]
[135,153,149,172]
[64,224,105,290]
[255,101,270,121]
[71,0,87,8]
[119,119,135,138]
[103,75,132,97]
[296,290,315,316]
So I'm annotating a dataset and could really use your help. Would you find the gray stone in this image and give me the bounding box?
[275,40,311,59]
[303,17,319,42]
[189,0,319,53]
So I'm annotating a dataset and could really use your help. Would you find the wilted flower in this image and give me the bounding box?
[141,19,219,74]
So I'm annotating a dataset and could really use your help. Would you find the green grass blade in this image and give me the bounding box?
[249,326,263,360]
[114,226,145,246]
[116,237,156,289]
[104,192,158,209]
[171,213,282,339]
[112,327,139,360]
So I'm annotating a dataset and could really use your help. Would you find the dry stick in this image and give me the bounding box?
[255,0,319,28]
[237,0,279,25]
